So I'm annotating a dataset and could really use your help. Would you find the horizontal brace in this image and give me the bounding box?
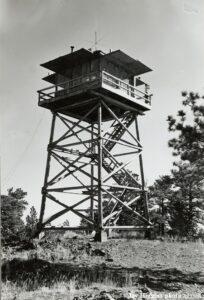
[113,150,141,157]
[56,138,97,148]
[103,184,142,191]
[103,226,153,230]
[64,158,94,165]
[91,91,143,116]
[43,226,92,231]
[57,97,98,110]
[75,209,98,212]
[103,137,140,150]
[53,148,93,158]
[46,185,97,192]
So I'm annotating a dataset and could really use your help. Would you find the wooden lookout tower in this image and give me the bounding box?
[37,47,153,241]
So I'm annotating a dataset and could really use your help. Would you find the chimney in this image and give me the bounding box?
[70,46,74,53]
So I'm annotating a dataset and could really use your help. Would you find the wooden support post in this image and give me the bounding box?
[90,123,94,221]
[38,112,56,232]
[95,103,107,242]
[135,115,150,223]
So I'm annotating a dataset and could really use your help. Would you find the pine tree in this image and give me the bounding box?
[148,175,173,236]
[25,206,38,238]
[167,92,204,237]
[63,219,70,227]
[1,188,28,244]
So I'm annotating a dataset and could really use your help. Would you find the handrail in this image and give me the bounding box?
[102,71,151,103]
[37,71,99,93]
[38,70,151,105]
[102,71,147,96]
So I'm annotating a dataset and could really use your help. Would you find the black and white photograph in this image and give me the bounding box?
[1,0,204,299]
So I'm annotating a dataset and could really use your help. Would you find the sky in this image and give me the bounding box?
[1,0,204,225]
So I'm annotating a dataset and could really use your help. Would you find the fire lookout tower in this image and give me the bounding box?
[37,47,153,241]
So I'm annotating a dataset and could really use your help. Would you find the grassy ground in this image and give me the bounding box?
[1,280,204,300]
[1,233,204,299]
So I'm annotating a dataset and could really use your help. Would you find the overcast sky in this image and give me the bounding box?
[1,0,204,224]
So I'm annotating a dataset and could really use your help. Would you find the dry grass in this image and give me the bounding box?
[2,236,204,299]
[1,279,126,300]
[2,280,204,300]
[1,279,77,300]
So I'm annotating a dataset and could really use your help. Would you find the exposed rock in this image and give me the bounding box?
[139,286,150,294]
[92,249,106,256]
[16,240,36,251]
[105,258,114,262]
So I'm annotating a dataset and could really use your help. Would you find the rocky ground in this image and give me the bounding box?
[1,232,204,299]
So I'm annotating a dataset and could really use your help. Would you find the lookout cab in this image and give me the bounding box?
[38,48,152,120]
[37,47,153,242]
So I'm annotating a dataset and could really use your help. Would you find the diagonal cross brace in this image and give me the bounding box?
[102,187,152,225]
[45,193,95,225]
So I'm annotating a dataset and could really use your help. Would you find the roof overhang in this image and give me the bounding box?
[103,50,152,76]
[43,73,57,84]
[41,48,152,77]
[41,48,101,75]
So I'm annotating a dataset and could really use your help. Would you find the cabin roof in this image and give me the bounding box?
[41,48,100,74]
[104,50,152,76]
[41,48,152,81]
[43,73,57,84]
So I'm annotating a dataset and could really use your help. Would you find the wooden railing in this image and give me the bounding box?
[38,71,152,105]
[102,71,151,105]
[38,72,100,103]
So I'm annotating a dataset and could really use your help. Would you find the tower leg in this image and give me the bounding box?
[90,123,94,221]
[95,103,107,242]
[37,112,56,235]
[135,116,151,238]
[135,116,150,221]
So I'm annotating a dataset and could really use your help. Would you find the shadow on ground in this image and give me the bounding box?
[2,258,204,291]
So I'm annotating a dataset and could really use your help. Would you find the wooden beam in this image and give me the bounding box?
[46,193,95,225]
[103,226,152,230]
[39,112,56,225]
[53,104,98,145]
[43,226,91,231]
[102,187,152,225]
[97,103,103,229]
[103,156,135,183]
[90,90,143,115]
[46,185,96,192]
[103,184,142,191]
[43,195,97,226]
[102,101,142,147]
[103,137,140,150]
[113,150,141,157]
[103,195,140,224]
[47,147,91,186]
[135,116,150,221]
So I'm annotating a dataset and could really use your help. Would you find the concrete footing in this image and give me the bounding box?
[94,230,108,242]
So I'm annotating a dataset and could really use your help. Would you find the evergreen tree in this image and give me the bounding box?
[63,219,70,227]
[1,188,28,244]
[148,175,173,236]
[167,92,204,236]
[25,206,38,238]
